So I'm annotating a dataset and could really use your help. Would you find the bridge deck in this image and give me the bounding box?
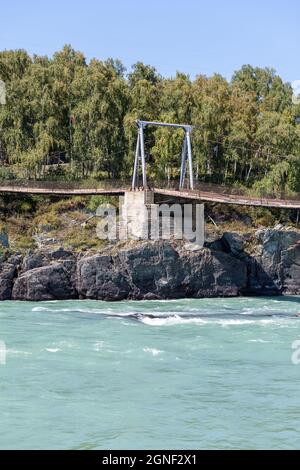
[154,188,300,209]
[0,182,300,209]
[0,185,125,196]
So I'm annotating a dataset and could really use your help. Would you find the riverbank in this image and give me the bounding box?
[1,227,299,301]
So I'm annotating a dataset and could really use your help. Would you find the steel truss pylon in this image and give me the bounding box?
[132,120,194,190]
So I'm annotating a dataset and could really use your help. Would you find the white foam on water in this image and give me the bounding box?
[240,305,291,315]
[139,314,299,327]
[140,315,273,327]
[104,311,141,317]
[32,306,90,313]
[217,319,256,326]
[32,306,50,312]
[32,306,142,317]
[31,301,300,330]
[248,339,271,343]
[45,348,61,353]
[143,347,164,356]
[140,315,208,326]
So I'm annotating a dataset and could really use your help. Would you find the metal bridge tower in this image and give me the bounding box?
[132,120,194,190]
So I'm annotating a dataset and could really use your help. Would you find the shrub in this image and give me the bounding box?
[88,195,119,212]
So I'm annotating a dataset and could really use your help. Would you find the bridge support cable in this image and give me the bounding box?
[139,124,147,188]
[132,132,140,190]
[131,121,147,190]
[132,120,194,190]
[179,129,194,190]
[179,136,187,188]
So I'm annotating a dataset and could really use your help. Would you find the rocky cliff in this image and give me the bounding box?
[1,228,300,301]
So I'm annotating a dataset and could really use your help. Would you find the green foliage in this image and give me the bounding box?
[251,158,298,196]
[248,207,276,227]
[88,195,118,212]
[0,194,37,215]
[34,210,63,230]
[47,197,85,213]
[1,46,300,193]
[0,167,15,180]
[14,234,37,251]
[19,201,34,214]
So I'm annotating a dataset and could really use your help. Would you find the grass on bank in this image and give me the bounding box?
[0,194,299,254]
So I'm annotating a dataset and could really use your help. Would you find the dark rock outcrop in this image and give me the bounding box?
[181,248,247,297]
[77,254,131,301]
[2,228,300,301]
[0,262,17,300]
[119,242,185,299]
[252,229,300,295]
[76,242,248,300]
[0,255,22,300]
[221,232,246,257]
[12,262,77,301]
[12,248,77,301]
[21,247,74,273]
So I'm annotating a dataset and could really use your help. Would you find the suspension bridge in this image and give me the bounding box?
[0,119,300,209]
[0,181,300,209]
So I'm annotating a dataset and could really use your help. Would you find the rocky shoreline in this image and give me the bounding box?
[0,227,300,301]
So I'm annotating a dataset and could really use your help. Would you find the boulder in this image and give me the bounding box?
[12,261,77,301]
[0,254,22,300]
[222,232,245,256]
[21,247,74,273]
[118,242,185,299]
[0,262,17,300]
[182,248,247,297]
[76,254,131,300]
[253,229,300,294]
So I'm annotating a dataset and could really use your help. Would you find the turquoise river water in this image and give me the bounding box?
[1,297,300,450]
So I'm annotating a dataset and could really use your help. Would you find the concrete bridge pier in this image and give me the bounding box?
[120,190,205,246]
[120,190,155,240]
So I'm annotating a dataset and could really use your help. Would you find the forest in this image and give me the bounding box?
[1,45,300,195]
